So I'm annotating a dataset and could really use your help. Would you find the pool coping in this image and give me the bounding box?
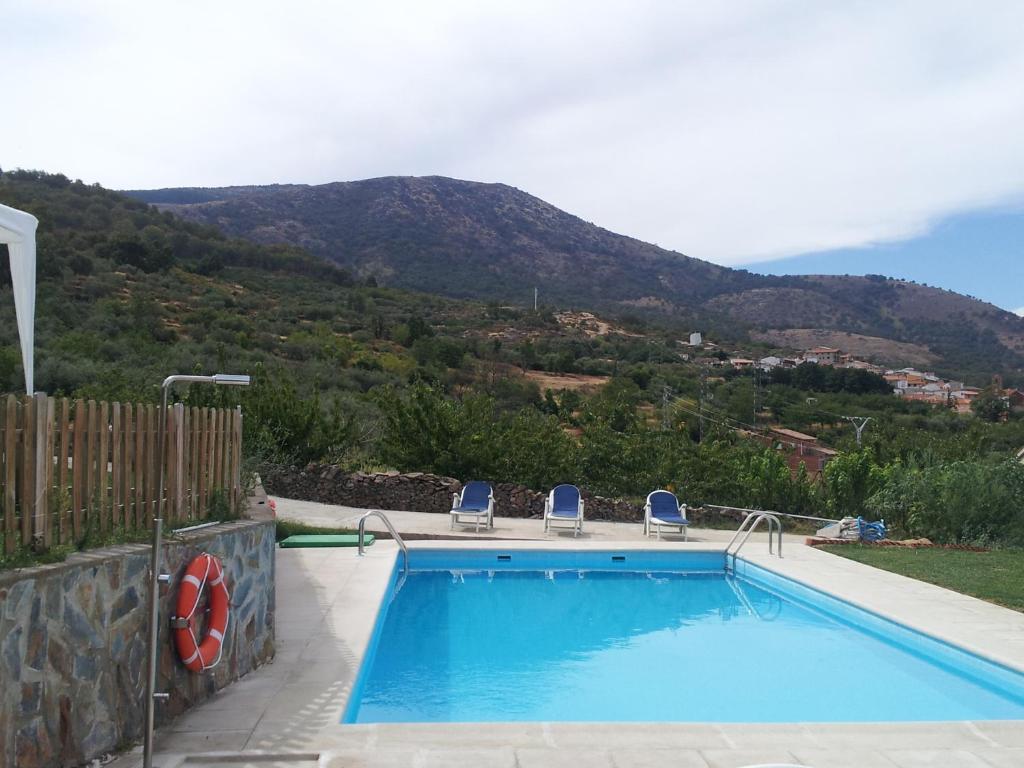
[341,539,1024,720]
[120,537,1024,768]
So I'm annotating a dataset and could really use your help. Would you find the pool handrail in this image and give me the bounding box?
[725,511,783,569]
[357,510,410,583]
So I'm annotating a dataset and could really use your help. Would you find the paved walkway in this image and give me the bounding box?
[273,497,803,544]
[110,498,1024,768]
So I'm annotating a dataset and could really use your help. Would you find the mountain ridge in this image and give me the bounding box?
[125,176,1024,381]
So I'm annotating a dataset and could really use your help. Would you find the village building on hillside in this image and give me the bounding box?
[768,427,839,479]
[739,346,883,373]
[804,346,841,365]
[731,346,1011,419]
[1006,389,1024,411]
[883,366,985,411]
[744,426,838,480]
[843,358,886,372]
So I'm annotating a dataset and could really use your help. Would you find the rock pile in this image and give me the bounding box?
[262,464,643,521]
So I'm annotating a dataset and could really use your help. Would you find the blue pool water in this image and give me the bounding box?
[344,551,1024,723]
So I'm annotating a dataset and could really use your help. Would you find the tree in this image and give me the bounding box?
[822,449,885,518]
[972,388,1009,422]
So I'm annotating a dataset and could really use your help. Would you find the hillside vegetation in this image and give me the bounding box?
[3,170,1024,549]
[128,176,1024,382]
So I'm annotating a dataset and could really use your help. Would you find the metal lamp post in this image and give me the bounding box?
[143,374,250,768]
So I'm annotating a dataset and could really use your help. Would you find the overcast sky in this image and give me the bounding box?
[3,1,1024,276]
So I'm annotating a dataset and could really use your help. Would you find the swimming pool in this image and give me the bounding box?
[343,550,1024,723]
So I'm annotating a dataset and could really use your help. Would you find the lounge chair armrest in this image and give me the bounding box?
[452,492,460,510]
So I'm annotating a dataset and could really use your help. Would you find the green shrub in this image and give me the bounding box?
[868,459,1024,545]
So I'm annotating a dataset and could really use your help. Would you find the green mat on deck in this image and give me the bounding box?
[278,534,373,548]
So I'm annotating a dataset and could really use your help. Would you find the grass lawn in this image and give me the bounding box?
[820,544,1024,613]
[274,518,357,542]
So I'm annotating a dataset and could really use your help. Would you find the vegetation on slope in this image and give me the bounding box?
[127,176,1024,382]
[3,170,1024,548]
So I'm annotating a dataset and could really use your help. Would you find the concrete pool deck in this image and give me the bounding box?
[111,498,1024,768]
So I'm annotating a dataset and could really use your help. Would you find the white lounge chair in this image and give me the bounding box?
[544,484,583,537]
[644,489,689,540]
[450,481,494,531]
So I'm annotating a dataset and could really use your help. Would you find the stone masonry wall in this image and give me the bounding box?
[262,464,641,521]
[0,519,275,768]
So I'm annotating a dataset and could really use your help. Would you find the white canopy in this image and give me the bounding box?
[0,203,37,393]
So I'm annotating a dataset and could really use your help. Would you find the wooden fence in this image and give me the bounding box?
[0,393,243,553]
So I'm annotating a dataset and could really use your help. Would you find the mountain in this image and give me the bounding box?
[127,176,1024,381]
[0,170,472,404]
[128,177,758,306]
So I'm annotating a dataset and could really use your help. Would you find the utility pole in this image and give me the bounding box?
[699,367,708,442]
[753,367,760,427]
[533,287,538,311]
[662,386,672,430]
[844,416,872,447]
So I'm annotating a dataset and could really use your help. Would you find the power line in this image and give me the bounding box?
[683,393,768,433]
[671,399,764,436]
[672,402,745,434]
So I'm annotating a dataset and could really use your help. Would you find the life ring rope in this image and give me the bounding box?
[173,553,230,673]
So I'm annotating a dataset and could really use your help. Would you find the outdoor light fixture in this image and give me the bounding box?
[144,373,251,768]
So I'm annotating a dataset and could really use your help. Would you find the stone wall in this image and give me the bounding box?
[0,519,275,768]
[262,464,641,521]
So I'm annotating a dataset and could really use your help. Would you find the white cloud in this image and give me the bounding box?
[3,1,1024,265]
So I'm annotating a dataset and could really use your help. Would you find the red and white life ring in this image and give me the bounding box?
[172,554,230,673]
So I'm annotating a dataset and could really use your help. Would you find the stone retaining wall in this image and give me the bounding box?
[0,519,275,768]
[262,465,641,521]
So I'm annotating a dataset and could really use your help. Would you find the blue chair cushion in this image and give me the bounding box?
[649,491,686,523]
[457,481,492,512]
[549,508,580,518]
[653,514,688,525]
[551,485,581,516]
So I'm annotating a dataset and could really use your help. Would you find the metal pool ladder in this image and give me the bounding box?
[357,510,410,582]
[725,510,783,571]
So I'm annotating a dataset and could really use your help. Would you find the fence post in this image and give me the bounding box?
[98,401,109,534]
[58,398,70,543]
[3,395,16,554]
[174,403,185,522]
[84,400,97,527]
[189,407,199,520]
[21,395,36,548]
[197,408,208,518]
[124,403,134,528]
[233,406,243,509]
[112,403,122,529]
[36,394,54,548]
[72,399,85,540]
